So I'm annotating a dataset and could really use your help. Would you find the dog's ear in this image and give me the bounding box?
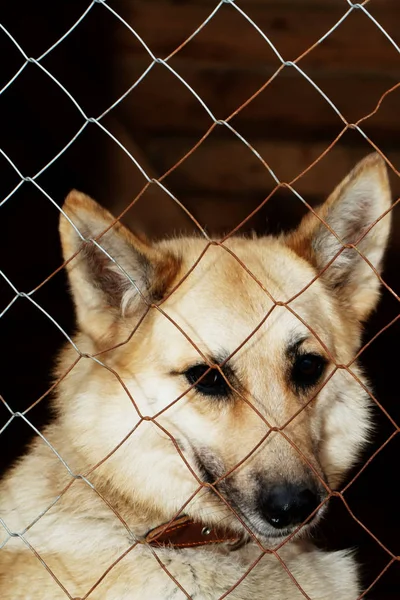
[287,153,392,321]
[59,191,179,337]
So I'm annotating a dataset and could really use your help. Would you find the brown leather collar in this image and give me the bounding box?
[145,515,244,550]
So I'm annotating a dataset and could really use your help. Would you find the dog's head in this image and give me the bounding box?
[58,154,391,541]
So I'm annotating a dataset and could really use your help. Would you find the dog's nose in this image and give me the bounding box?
[258,483,320,530]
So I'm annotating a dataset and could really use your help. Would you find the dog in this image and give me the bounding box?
[0,153,392,599]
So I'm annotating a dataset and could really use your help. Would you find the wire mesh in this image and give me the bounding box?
[1,1,399,598]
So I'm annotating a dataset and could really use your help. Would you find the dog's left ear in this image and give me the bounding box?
[59,191,180,338]
[287,153,392,321]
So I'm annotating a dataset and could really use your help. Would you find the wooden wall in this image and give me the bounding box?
[101,0,400,239]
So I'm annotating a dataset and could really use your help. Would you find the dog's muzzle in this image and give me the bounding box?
[257,483,322,530]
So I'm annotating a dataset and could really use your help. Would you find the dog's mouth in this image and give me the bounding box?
[231,497,326,542]
[191,448,326,543]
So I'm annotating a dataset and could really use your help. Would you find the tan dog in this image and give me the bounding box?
[0,154,391,599]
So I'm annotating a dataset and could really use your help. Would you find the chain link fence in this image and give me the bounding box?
[1,1,399,598]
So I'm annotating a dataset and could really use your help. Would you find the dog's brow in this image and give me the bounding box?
[286,335,309,356]
[213,352,231,367]
[172,352,233,375]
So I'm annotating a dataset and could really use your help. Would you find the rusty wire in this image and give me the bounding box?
[1,0,400,598]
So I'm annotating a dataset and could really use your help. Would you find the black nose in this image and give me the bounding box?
[258,483,321,530]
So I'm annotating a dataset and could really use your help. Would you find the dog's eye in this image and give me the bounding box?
[292,354,326,389]
[185,365,229,397]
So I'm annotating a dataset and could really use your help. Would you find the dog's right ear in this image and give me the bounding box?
[59,191,179,338]
[286,154,391,322]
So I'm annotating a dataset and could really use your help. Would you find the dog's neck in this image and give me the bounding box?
[33,424,241,554]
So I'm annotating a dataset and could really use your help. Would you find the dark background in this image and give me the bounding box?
[1,1,399,597]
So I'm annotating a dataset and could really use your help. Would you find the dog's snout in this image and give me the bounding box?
[258,483,320,530]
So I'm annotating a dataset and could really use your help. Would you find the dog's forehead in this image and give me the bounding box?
[162,236,316,298]
[155,237,335,359]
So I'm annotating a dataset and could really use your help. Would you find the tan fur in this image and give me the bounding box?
[0,154,392,599]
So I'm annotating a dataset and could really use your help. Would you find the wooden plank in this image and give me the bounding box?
[136,0,399,5]
[144,136,400,200]
[100,115,196,237]
[181,191,308,236]
[112,58,400,140]
[164,185,400,239]
[112,0,400,72]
